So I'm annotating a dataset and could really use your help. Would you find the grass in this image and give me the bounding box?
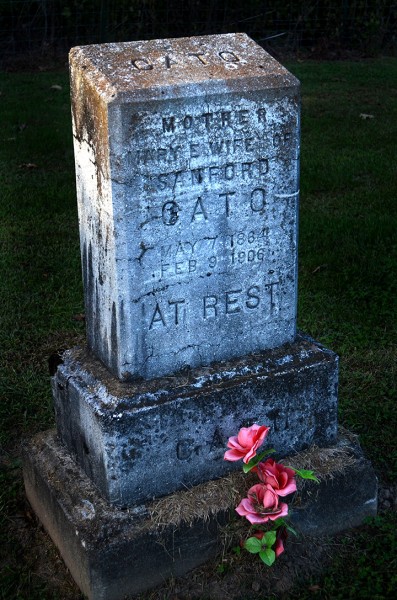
[287,513,397,600]
[291,59,397,481]
[0,58,396,598]
[0,73,84,446]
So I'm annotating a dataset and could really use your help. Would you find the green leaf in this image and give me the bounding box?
[242,449,276,473]
[295,469,319,482]
[244,537,262,554]
[273,517,287,528]
[259,548,276,566]
[263,530,277,547]
[285,522,298,536]
[272,517,298,536]
[232,545,241,556]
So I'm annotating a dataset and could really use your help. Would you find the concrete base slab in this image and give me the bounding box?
[52,334,339,505]
[289,431,378,536]
[23,431,227,600]
[23,430,377,600]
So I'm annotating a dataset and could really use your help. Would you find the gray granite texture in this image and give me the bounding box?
[52,335,338,506]
[23,430,377,600]
[70,33,300,379]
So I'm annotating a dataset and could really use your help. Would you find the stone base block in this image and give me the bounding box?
[52,334,338,506]
[23,430,377,600]
[23,431,227,600]
[288,431,378,536]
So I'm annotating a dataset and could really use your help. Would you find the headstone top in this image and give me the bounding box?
[69,33,298,102]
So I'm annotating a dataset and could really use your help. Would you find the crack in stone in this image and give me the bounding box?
[135,242,154,264]
[131,280,184,304]
[139,215,161,229]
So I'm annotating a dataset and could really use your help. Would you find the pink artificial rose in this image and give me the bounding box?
[255,459,297,497]
[235,483,288,524]
[274,526,288,557]
[224,424,270,464]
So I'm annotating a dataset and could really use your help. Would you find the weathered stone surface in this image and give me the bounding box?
[23,430,377,600]
[52,335,338,506]
[23,431,226,600]
[291,434,378,536]
[70,33,300,379]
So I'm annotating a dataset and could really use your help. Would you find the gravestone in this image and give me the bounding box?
[70,33,300,381]
[22,33,376,600]
[52,33,338,506]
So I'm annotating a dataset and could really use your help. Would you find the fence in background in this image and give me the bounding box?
[1,0,396,66]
